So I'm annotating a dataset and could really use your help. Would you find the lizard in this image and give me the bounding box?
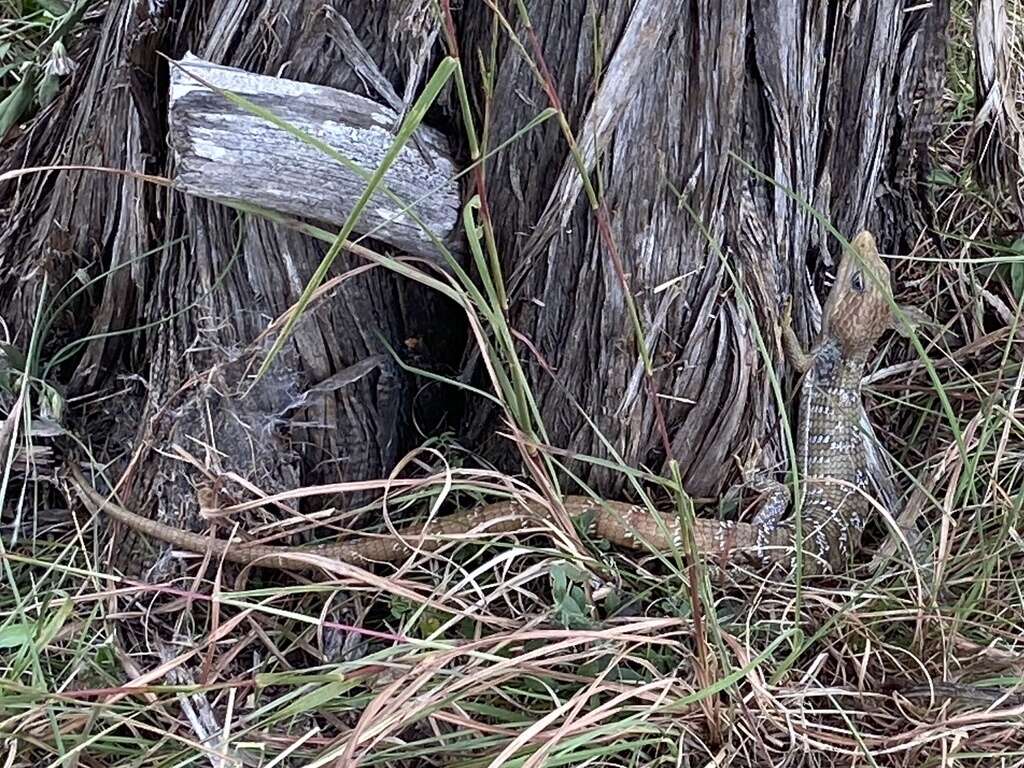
[68,230,908,575]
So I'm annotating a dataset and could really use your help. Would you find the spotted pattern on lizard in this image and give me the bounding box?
[68,231,906,575]
[769,229,904,573]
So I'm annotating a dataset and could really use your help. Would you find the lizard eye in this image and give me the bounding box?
[850,270,865,293]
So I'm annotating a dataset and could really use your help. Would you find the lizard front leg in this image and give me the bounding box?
[782,299,812,374]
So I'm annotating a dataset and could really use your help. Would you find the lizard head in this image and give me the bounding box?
[821,230,895,358]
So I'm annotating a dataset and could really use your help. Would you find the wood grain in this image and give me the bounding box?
[168,52,461,260]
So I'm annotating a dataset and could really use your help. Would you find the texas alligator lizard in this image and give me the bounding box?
[69,230,903,574]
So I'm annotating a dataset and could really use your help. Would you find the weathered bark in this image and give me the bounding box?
[168,54,461,260]
[117,0,461,551]
[971,0,1024,215]
[0,0,160,392]
[459,0,949,498]
[0,0,460,568]
[0,0,949,568]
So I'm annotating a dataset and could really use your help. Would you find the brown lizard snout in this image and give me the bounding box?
[823,230,895,358]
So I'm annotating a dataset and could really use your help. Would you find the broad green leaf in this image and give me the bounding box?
[0,624,34,650]
[0,69,36,142]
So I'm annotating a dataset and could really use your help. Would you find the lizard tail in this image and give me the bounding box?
[69,465,790,570]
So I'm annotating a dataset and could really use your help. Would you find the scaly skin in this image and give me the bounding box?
[68,230,900,574]
[758,229,900,573]
[68,465,788,570]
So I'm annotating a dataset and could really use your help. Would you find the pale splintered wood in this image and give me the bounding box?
[168,52,461,260]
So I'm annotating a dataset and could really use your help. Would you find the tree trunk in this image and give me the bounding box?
[1,0,464,571]
[0,0,948,566]
[458,0,948,499]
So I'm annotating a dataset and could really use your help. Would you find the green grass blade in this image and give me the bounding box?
[252,57,458,384]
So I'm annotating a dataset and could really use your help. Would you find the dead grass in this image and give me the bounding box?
[2,1,1024,766]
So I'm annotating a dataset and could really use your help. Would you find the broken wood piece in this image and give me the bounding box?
[167,53,461,260]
